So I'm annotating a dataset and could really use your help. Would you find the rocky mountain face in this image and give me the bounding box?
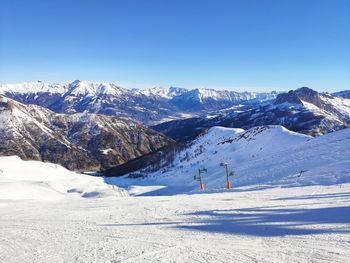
[0,95,175,171]
[0,80,277,125]
[152,87,350,141]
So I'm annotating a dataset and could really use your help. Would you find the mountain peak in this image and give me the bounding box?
[140,86,187,99]
[294,87,323,107]
[70,79,81,85]
[274,87,322,106]
[274,90,303,105]
[66,80,126,97]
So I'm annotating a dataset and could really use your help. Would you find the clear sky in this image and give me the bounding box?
[0,0,349,92]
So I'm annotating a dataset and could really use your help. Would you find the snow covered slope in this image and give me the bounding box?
[0,130,349,262]
[111,125,350,195]
[0,156,127,200]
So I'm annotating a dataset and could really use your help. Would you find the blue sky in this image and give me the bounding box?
[0,0,349,92]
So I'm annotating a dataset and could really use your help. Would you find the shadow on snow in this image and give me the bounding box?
[274,192,350,201]
[102,205,350,237]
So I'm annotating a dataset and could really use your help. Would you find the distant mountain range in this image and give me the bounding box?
[0,95,174,171]
[0,80,278,125]
[1,81,349,172]
[152,87,350,141]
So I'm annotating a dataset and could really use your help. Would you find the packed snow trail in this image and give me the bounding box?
[0,183,350,263]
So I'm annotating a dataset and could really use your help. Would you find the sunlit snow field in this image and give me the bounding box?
[0,126,349,262]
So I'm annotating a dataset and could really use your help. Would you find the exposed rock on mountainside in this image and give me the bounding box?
[0,95,175,171]
[152,87,350,141]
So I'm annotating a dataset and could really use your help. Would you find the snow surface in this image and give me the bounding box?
[112,125,350,196]
[0,160,349,262]
[0,156,127,200]
[0,126,349,262]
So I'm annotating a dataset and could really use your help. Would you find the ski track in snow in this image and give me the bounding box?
[0,184,350,263]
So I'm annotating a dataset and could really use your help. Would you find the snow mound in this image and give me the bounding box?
[0,156,127,200]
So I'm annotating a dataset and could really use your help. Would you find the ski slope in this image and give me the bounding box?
[0,179,349,262]
[0,126,349,262]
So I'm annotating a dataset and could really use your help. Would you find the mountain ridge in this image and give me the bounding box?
[152,87,350,141]
[0,80,278,124]
[0,94,175,171]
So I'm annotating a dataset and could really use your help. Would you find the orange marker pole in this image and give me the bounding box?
[227,180,231,189]
[200,183,204,190]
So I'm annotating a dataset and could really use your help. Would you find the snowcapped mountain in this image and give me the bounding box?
[138,86,188,99]
[0,80,277,124]
[104,125,350,194]
[171,88,277,111]
[333,90,350,99]
[0,80,67,94]
[0,80,181,124]
[64,80,127,97]
[0,80,124,96]
[152,87,350,141]
[0,95,174,171]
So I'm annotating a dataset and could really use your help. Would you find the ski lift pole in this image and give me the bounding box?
[221,162,234,189]
[194,168,206,190]
[225,164,231,189]
[199,171,204,190]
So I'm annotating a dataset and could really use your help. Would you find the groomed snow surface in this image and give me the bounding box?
[0,126,350,262]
